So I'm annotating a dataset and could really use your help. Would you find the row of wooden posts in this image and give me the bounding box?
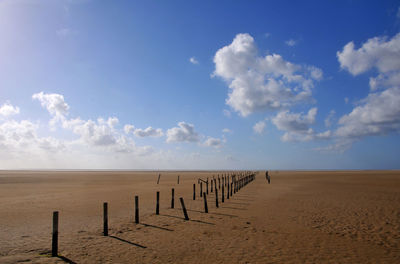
[51,171,256,257]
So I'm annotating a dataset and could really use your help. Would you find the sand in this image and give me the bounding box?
[0,170,399,263]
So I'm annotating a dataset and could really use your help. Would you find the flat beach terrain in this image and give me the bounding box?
[0,170,399,263]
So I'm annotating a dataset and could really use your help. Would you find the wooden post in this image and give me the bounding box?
[227,182,230,199]
[230,182,233,196]
[200,182,203,197]
[215,187,219,208]
[135,196,139,223]
[177,175,180,184]
[179,198,189,220]
[156,191,160,215]
[206,178,209,195]
[203,192,208,213]
[211,178,213,193]
[222,185,225,203]
[103,202,108,236]
[193,183,196,200]
[52,211,58,257]
[171,188,175,209]
[157,173,161,184]
[218,177,221,189]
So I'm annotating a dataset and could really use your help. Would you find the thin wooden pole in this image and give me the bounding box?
[206,178,209,194]
[177,175,180,184]
[215,187,219,208]
[171,188,175,209]
[157,173,161,184]
[135,196,139,223]
[203,192,208,213]
[51,211,58,257]
[227,182,230,199]
[211,178,213,193]
[230,182,233,196]
[179,198,189,220]
[156,191,160,215]
[200,182,203,197]
[193,183,196,200]
[103,202,108,236]
[222,185,225,203]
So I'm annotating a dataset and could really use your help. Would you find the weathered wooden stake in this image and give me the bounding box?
[193,183,196,200]
[200,182,203,197]
[206,178,209,195]
[171,188,175,209]
[230,182,233,196]
[218,177,221,189]
[211,178,213,193]
[52,211,58,257]
[215,188,219,208]
[103,202,108,236]
[177,175,180,184]
[203,192,208,213]
[156,191,160,215]
[227,182,230,199]
[179,198,189,220]
[222,185,225,203]
[157,173,161,184]
[135,196,139,223]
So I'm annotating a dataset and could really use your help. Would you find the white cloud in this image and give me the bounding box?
[253,120,266,134]
[32,92,69,127]
[323,33,400,152]
[222,128,232,133]
[337,33,400,76]
[344,97,349,104]
[272,108,331,142]
[0,102,20,117]
[264,33,271,38]
[203,137,222,148]
[0,120,64,153]
[324,110,336,127]
[189,57,199,64]
[124,124,135,134]
[166,122,200,143]
[134,126,163,138]
[213,33,322,116]
[63,117,119,146]
[285,39,297,47]
[336,87,400,138]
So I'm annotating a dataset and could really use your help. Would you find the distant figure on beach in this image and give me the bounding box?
[266,171,270,184]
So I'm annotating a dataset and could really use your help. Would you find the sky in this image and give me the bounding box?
[1,0,400,170]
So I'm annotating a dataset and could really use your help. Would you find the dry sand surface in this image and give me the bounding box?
[0,170,399,263]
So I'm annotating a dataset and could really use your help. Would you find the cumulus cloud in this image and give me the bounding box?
[337,33,400,76]
[134,126,163,138]
[32,92,69,127]
[166,122,199,143]
[189,57,199,64]
[324,33,400,151]
[0,120,64,153]
[124,124,135,134]
[272,108,330,142]
[336,87,400,138]
[285,39,297,47]
[0,102,20,117]
[253,120,266,134]
[213,33,322,116]
[203,137,222,148]
[222,128,232,133]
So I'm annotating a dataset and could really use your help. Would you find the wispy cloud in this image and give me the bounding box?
[285,39,297,47]
[189,57,199,64]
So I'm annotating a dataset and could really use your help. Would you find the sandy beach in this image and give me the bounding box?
[0,170,399,263]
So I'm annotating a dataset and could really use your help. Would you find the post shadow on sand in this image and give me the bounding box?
[140,222,174,232]
[159,213,215,225]
[109,235,147,248]
[56,255,78,264]
[184,208,238,218]
[220,206,248,211]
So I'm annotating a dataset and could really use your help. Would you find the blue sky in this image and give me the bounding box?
[1,0,400,169]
